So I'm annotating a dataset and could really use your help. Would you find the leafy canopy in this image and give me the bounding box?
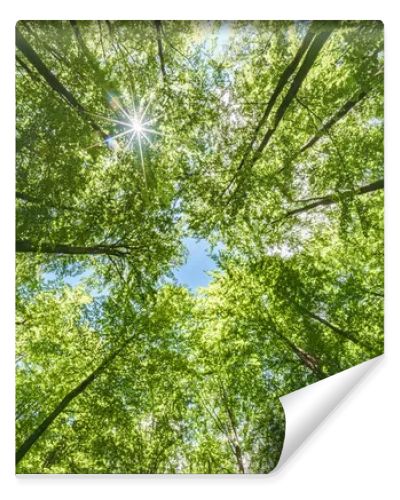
[16,20,383,473]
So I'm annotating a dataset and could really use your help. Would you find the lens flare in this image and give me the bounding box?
[86,96,162,181]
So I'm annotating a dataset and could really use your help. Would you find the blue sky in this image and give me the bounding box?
[174,237,219,290]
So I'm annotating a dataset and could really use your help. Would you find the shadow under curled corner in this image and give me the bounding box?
[272,355,383,473]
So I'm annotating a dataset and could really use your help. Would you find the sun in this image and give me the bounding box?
[131,117,144,134]
[87,95,162,181]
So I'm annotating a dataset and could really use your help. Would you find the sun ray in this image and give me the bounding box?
[138,95,146,116]
[88,96,161,179]
[141,127,163,136]
[84,139,106,151]
[112,98,132,122]
[137,133,146,183]
[124,130,136,152]
[142,113,162,127]
[140,95,153,121]
[141,133,152,145]
[87,111,132,128]
[109,128,135,141]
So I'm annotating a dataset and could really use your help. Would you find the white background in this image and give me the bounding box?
[1,1,399,498]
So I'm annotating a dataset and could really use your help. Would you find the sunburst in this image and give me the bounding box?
[87,95,162,181]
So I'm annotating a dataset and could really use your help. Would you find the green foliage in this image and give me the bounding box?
[16,20,383,473]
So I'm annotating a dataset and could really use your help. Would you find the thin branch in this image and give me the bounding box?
[281,178,383,219]
[97,21,106,59]
[299,88,369,154]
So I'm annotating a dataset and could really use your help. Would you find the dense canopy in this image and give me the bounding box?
[16,20,384,473]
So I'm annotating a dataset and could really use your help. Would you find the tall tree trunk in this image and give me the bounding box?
[225,25,334,203]
[224,23,317,196]
[16,239,131,258]
[254,28,334,160]
[16,336,134,465]
[15,27,106,138]
[218,382,246,473]
[70,20,93,61]
[275,328,327,378]
[154,21,167,82]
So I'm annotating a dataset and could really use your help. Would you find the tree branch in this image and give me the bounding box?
[295,304,376,353]
[280,178,383,219]
[299,89,369,154]
[265,315,327,379]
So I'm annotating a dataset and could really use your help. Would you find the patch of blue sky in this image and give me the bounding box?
[200,21,231,58]
[215,21,231,55]
[42,268,106,298]
[43,269,92,287]
[173,237,223,291]
[367,117,383,127]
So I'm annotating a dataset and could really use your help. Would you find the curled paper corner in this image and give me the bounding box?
[273,355,383,472]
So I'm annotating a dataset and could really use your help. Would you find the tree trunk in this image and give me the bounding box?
[218,382,246,473]
[224,24,317,195]
[154,21,167,82]
[225,25,334,203]
[254,28,334,162]
[16,239,130,258]
[16,336,134,465]
[15,27,106,138]
[70,20,93,61]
